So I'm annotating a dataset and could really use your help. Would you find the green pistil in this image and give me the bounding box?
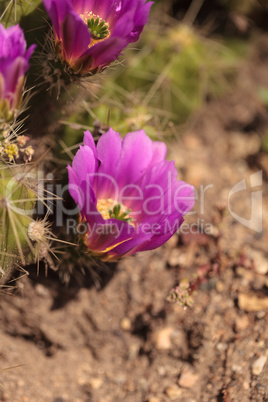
[87,17,109,40]
[108,204,133,223]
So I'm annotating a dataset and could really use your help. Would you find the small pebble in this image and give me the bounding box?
[153,327,173,350]
[245,248,268,275]
[148,398,161,402]
[256,311,266,319]
[216,342,228,352]
[238,293,268,312]
[216,281,224,292]
[179,367,199,388]
[235,315,250,331]
[120,317,131,331]
[252,355,267,376]
[210,225,220,237]
[127,343,140,360]
[232,364,242,373]
[165,385,182,399]
[243,381,250,390]
[168,249,180,267]
[157,366,167,376]
[88,377,103,390]
[35,284,50,298]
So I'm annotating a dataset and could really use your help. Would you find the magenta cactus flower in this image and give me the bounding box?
[67,129,195,261]
[0,24,36,119]
[43,0,153,74]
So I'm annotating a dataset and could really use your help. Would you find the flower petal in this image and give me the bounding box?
[61,10,91,62]
[128,1,153,42]
[67,165,84,208]
[89,36,127,69]
[109,230,152,256]
[173,180,195,215]
[83,130,97,159]
[97,128,122,175]
[72,144,97,184]
[2,57,26,96]
[85,219,134,252]
[149,141,167,168]
[43,0,72,38]
[136,214,184,252]
[115,130,153,187]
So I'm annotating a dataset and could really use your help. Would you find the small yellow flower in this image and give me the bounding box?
[17,135,29,148]
[24,145,34,162]
[4,143,19,162]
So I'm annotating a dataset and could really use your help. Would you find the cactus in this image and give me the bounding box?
[0,135,58,284]
[0,116,58,284]
[0,0,42,26]
[0,161,37,282]
[0,0,249,286]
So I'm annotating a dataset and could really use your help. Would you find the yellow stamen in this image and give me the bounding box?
[80,12,111,48]
[97,198,118,220]
[4,144,19,162]
[97,198,132,221]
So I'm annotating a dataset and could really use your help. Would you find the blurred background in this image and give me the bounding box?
[58,0,268,140]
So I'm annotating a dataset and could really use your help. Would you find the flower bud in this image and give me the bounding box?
[0,24,36,121]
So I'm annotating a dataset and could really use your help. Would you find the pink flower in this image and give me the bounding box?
[68,129,195,261]
[0,24,35,118]
[43,0,153,74]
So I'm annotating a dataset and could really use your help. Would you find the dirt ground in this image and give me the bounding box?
[1,35,268,402]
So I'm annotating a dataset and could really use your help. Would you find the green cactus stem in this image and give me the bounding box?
[0,162,37,283]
